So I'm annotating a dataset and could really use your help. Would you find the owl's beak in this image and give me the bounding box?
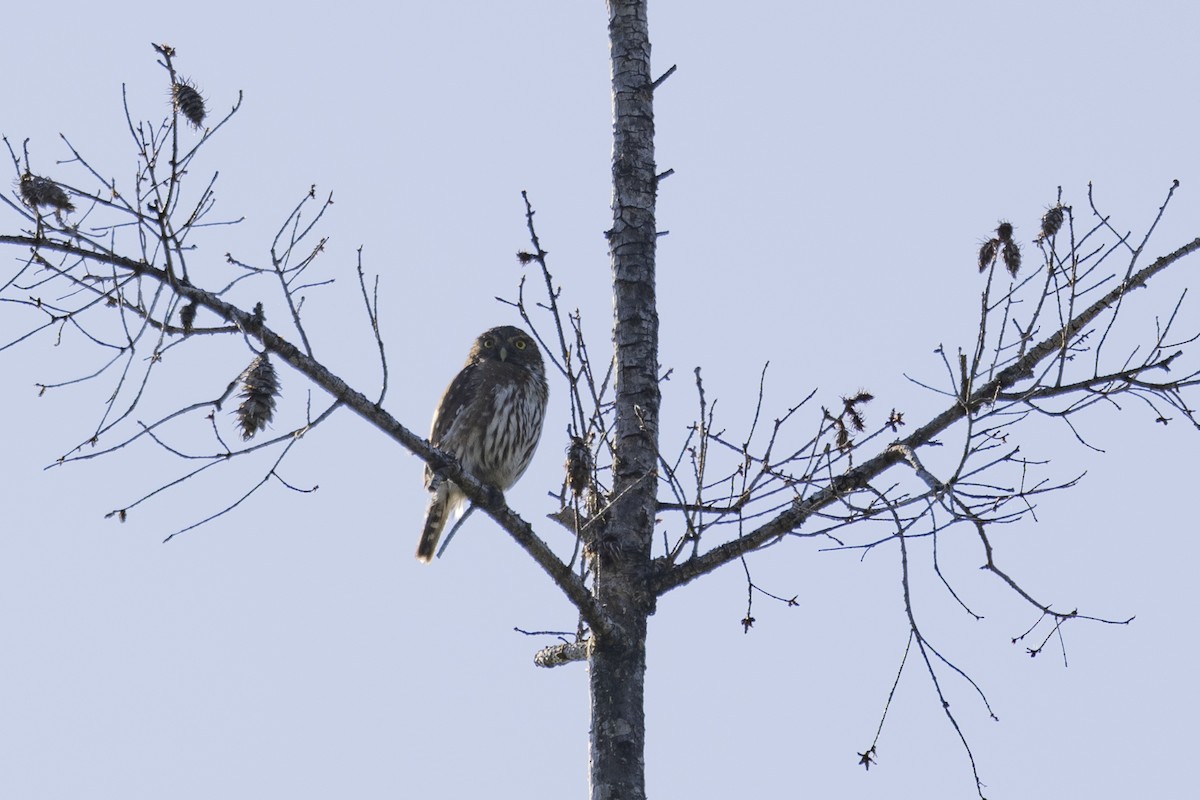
[499,346,508,362]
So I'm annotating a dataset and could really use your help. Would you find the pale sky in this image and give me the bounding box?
[3,2,1198,798]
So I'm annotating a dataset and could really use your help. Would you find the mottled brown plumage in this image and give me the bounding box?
[416,326,549,562]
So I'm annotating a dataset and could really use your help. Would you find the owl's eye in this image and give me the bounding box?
[513,338,527,350]
[482,338,495,348]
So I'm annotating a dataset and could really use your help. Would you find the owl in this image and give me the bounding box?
[416,326,549,562]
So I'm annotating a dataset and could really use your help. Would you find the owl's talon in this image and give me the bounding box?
[483,485,506,508]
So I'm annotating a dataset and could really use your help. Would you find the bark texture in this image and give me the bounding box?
[590,2,659,799]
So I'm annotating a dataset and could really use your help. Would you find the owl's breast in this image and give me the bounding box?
[472,379,547,488]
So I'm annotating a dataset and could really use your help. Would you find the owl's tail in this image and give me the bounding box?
[416,483,450,563]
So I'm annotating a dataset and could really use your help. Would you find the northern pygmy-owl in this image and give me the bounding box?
[416,326,549,562]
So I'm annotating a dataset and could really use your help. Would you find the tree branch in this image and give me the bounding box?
[0,233,614,637]
[655,235,1200,595]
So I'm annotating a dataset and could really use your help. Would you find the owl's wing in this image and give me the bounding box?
[428,360,485,462]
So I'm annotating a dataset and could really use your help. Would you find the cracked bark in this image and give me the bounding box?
[589,2,659,799]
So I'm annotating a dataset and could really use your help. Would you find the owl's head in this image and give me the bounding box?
[467,326,544,372]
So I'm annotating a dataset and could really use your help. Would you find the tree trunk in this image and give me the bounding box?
[590,2,659,799]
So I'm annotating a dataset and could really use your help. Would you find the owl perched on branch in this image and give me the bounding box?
[416,326,549,562]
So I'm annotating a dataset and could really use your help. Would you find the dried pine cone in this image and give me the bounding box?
[978,238,998,272]
[841,390,873,432]
[179,302,197,334]
[19,173,75,212]
[1040,205,1064,239]
[235,353,279,440]
[565,435,594,498]
[1002,240,1022,277]
[835,422,852,452]
[172,81,207,128]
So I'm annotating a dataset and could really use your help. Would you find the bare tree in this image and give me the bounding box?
[4,4,1200,799]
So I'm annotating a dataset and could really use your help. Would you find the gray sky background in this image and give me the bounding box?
[3,2,1197,798]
